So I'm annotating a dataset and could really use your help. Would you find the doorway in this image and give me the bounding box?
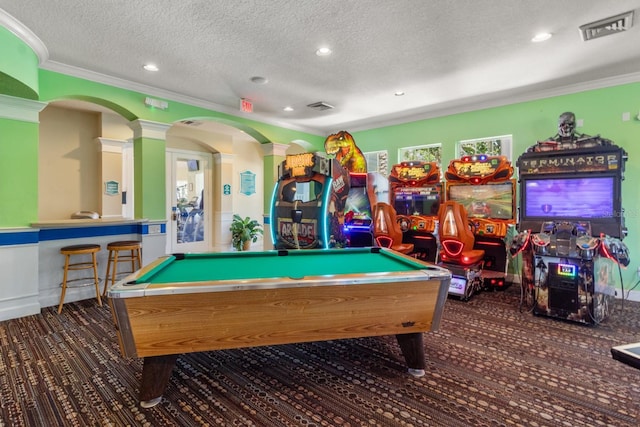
[167,150,212,253]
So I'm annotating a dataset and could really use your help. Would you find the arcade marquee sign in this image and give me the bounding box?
[445,155,513,184]
[284,153,315,177]
[518,147,625,176]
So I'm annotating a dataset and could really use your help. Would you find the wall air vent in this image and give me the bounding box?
[580,10,634,41]
[307,101,334,111]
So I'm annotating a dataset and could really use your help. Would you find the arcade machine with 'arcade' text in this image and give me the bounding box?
[270,153,351,249]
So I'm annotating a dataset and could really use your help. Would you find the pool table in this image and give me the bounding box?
[107,247,451,408]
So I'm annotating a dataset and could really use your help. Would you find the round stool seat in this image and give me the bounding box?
[107,240,141,250]
[58,244,102,314]
[61,244,101,254]
[103,240,142,296]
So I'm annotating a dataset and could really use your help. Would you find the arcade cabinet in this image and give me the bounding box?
[271,153,351,249]
[323,130,390,248]
[512,113,629,324]
[389,161,442,262]
[444,155,517,290]
[342,173,377,247]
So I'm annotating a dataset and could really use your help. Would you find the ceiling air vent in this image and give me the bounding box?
[180,120,202,126]
[307,101,334,111]
[580,10,634,41]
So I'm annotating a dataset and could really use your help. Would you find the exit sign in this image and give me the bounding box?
[240,98,253,113]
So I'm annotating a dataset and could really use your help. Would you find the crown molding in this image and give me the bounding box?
[0,9,48,63]
[0,94,47,122]
[40,60,323,136]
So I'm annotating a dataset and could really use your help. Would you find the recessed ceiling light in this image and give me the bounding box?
[531,32,552,42]
[395,91,405,96]
[250,76,268,84]
[316,47,332,56]
[143,63,159,72]
[283,106,294,112]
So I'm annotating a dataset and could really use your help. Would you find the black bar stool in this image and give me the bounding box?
[58,244,102,313]
[102,240,142,296]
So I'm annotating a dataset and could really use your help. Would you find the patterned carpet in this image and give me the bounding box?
[1,285,639,426]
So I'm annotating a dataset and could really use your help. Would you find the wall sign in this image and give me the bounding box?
[223,184,231,195]
[105,180,119,195]
[240,170,256,195]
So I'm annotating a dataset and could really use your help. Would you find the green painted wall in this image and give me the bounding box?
[0,27,39,99]
[352,82,640,289]
[133,137,166,220]
[0,118,38,225]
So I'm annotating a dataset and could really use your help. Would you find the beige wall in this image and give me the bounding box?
[99,150,123,217]
[39,106,101,220]
[231,139,264,221]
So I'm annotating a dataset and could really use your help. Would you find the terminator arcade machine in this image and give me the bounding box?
[513,143,629,324]
[271,153,351,249]
[389,161,442,262]
[444,155,517,290]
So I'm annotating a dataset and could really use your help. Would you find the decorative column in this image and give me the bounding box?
[213,152,235,251]
[0,94,46,321]
[261,142,289,249]
[128,119,170,220]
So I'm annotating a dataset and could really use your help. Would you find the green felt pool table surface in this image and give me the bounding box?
[132,247,438,285]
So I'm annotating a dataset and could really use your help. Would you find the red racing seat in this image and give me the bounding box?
[372,202,414,254]
[437,201,484,265]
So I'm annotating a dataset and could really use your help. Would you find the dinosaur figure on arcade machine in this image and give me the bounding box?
[510,112,629,324]
[324,131,384,247]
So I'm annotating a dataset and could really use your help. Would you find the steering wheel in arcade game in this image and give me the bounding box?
[396,215,412,233]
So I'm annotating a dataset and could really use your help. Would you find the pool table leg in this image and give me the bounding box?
[139,354,179,408]
[395,332,426,377]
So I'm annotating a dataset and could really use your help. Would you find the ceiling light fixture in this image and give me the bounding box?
[395,91,405,96]
[316,47,332,56]
[143,63,159,71]
[250,76,268,84]
[283,106,294,112]
[531,32,552,42]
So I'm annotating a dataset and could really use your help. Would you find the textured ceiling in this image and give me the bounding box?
[1,1,639,136]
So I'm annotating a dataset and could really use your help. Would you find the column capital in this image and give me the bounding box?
[128,119,171,140]
[95,137,128,153]
[261,142,289,157]
[0,94,47,123]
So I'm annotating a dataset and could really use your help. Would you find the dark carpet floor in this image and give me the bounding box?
[1,285,639,426]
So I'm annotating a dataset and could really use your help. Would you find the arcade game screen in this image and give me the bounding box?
[344,187,372,221]
[394,186,441,216]
[448,182,515,220]
[280,180,324,202]
[523,176,614,219]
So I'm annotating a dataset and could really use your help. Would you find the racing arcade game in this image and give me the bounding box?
[444,155,517,290]
[389,161,442,262]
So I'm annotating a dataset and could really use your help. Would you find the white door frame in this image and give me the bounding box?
[166,149,213,254]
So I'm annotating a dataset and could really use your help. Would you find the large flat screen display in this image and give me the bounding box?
[523,176,614,219]
[447,181,515,220]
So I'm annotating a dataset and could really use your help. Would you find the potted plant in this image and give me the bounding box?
[230,214,263,251]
